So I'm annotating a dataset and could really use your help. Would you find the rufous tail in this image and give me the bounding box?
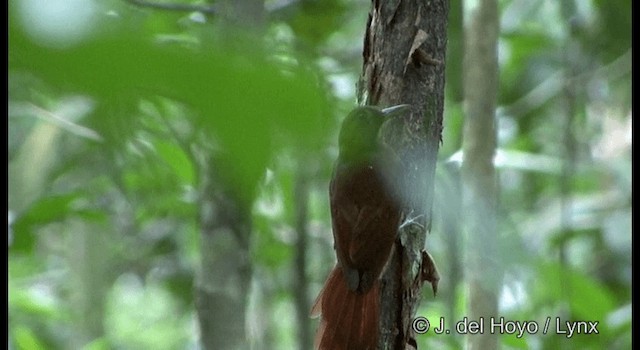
[311,267,379,350]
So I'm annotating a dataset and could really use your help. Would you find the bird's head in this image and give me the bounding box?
[338,104,410,162]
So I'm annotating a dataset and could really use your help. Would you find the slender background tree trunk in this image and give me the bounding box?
[462,0,500,349]
[196,153,253,350]
[194,1,264,349]
[358,1,449,348]
[293,164,312,350]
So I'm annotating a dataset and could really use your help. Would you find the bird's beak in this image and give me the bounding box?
[381,104,411,117]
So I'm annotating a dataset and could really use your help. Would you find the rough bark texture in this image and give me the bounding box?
[358,0,449,348]
[462,0,500,349]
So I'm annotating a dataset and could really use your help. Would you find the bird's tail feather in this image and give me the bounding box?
[311,267,379,350]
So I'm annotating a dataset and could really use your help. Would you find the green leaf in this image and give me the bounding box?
[11,192,80,253]
[84,338,111,350]
[10,17,330,206]
[535,262,616,321]
[12,326,47,350]
[154,140,194,185]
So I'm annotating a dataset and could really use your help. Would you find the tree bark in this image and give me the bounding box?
[461,0,500,349]
[67,220,111,348]
[195,153,252,350]
[194,2,264,349]
[358,1,449,348]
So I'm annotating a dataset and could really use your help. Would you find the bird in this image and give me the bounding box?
[311,104,409,350]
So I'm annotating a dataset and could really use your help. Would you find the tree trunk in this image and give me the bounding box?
[461,0,500,349]
[358,1,449,348]
[293,164,312,350]
[195,153,252,350]
[67,220,111,348]
[194,2,264,349]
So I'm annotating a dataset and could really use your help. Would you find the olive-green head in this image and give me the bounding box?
[338,104,410,162]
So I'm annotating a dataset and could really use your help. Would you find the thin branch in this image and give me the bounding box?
[123,0,217,14]
[502,49,631,118]
[13,102,104,142]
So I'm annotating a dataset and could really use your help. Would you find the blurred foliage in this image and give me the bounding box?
[8,0,630,350]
